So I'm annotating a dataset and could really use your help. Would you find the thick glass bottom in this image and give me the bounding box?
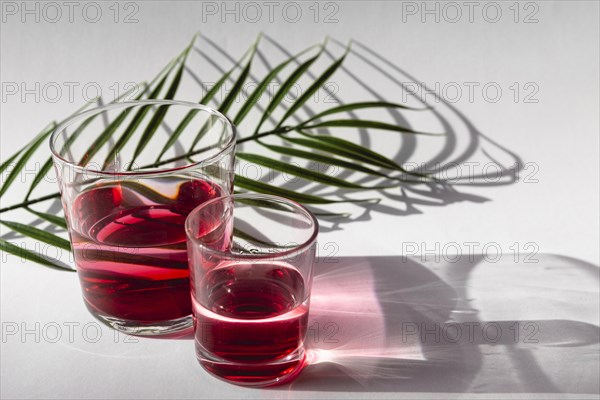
[84,300,193,336]
[197,346,307,387]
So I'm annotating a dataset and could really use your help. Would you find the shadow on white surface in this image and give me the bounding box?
[183,35,522,229]
[0,34,525,243]
[286,254,599,394]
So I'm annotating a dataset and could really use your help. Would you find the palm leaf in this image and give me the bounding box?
[0,152,23,175]
[52,95,107,157]
[237,152,397,189]
[24,159,54,201]
[1,148,25,175]
[296,131,429,178]
[258,140,405,181]
[0,122,56,197]
[0,120,57,175]
[218,34,261,115]
[300,101,428,125]
[188,35,261,154]
[102,71,173,169]
[276,41,350,128]
[0,238,73,272]
[130,40,195,168]
[80,49,186,166]
[79,95,140,166]
[38,87,140,199]
[26,208,67,229]
[235,175,378,204]
[156,42,255,162]
[281,134,395,172]
[300,118,443,135]
[234,44,319,126]
[0,35,452,273]
[0,220,71,251]
[39,95,111,186]
[253,40,326,135]
[199,43,256,105]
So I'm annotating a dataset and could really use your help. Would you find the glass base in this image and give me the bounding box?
[196,346,307,387]
[85,302,193,336]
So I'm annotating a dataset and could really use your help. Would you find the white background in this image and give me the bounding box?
[1,1,599,399]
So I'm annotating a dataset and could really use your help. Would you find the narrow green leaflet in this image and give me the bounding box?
[188,35,261,155]
[199,50,249,105]
[80,50,186,166]
[234,196,293,212]
[235,176,378,204]
[0,220,71,251]
[157,43,255,162]
[218,35,260,115]
[186,115,220,162]
[253,43,325,135]
[36,89,138,199]
[79,103,135,166]
[300,119,443,135]
[0,35,451,273]
[259,141,405,181]
[155,109,200,162]
[237,152,397,189]
[26,208,68,229]
[25,159,53,201]
[0,150,23,175]
[234,44,319,126]
[130,43,194,168]
[28,97,108,199]
[0,122,56,197]
[103,71,174,169]
[0,239,74,272]
[0,121,56,175]
[282,134,398,171]
[276,42,350,128]
[54,93,121,158]
[311,211,352,218]
[300,101,427,126]
[296,131,429,178]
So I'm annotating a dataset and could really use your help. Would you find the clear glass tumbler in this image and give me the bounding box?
[50,100,236,336]
[185,194,319,386]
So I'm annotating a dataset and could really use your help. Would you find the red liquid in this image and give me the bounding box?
[193,262,308,385]
[70,179,221,324]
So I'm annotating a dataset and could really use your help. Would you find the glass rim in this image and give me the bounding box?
[185,193,320,260]
[49,99,237,177]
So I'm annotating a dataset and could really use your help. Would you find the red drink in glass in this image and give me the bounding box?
[193,262,309,383]
[71,180,221,324]
[186,194,318,386]
[50,100,236,335]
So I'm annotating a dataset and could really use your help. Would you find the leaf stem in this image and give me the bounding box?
[0,193,61,214]
[149,126,292,168]
[0,127,293,214]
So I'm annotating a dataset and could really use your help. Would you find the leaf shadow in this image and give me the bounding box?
[9,36,524,240]
[252,36,522,225]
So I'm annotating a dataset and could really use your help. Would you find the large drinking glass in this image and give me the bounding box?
[185,194,319,386]
[50,100,236,336]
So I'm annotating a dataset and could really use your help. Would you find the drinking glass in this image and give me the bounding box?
[185,194,319,386]
[50,100,236,336]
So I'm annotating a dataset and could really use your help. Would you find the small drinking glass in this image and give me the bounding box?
[50,100,236,336]
[185,194,319,386]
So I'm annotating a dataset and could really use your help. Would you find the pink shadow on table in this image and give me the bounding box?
[286,254,600,394]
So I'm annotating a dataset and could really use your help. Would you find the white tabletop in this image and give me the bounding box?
[1,1,599,399]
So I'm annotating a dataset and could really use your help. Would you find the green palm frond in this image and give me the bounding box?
[0,34,443,271]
